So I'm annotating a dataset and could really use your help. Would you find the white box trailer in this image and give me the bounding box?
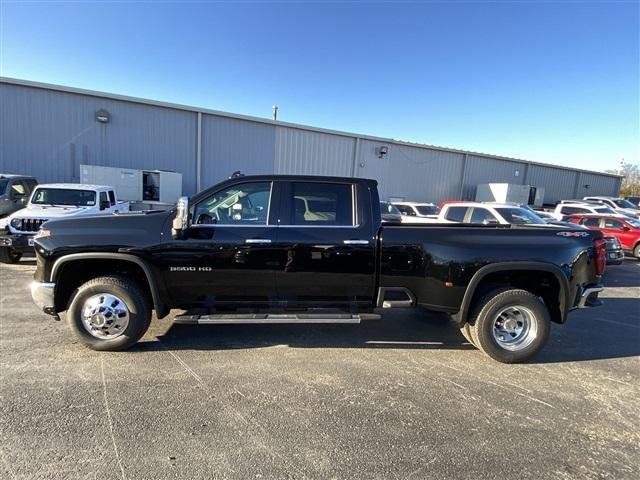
[475,183,545,206]
[80,165,182,208]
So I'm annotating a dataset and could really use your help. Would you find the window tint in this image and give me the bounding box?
[445,206,468,222]
[495,208,545,225]
[99,191,108,205]
[581,218,600,227]
[10,182,26,196]
[603,219,624,229]
[469,208,497,224]
[561,206,588,215]
[288,182,353,226]
[415,205,438,216]
[194,182,271,225]
[395,205,416,216]
[108,190,116,205]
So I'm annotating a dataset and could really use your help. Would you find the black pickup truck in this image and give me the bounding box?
[30,175,606,363]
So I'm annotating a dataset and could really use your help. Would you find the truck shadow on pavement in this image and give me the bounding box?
[145,309,477,352]
[140,299,639,363]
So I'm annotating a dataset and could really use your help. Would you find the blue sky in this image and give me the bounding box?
[1,1,638,172]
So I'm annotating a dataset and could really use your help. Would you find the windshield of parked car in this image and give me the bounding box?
[380,202,401,215]
[626,219,640,229]
[613,199,637,209]
[415,205,438,215]
[495,207,546,225]
[0,179,8,195]
[594,206,617,214]
[31,188,96,206]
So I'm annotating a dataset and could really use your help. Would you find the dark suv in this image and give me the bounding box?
[0,174,38,218]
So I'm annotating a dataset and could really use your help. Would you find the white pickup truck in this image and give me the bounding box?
[0,183,129,263]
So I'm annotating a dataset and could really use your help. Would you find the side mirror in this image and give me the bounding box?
[622,225,631,231]
[99,200,111,210]
[172,196,190,239]
[483,218,499,225]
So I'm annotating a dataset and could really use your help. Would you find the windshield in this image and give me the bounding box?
[381,202,401,215]
[594,206,616,214]
[626,219,640,229]
[614,199,637,209]
[31,188,96,206]
[0,179,8,195]
[495,207,546,225]
[416,205,438,215]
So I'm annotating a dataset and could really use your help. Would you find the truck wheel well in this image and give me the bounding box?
[468,270,563,323]
[54,259,152,313]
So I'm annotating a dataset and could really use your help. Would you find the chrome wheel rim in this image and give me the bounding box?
[492,305,537,351]
[81,293,130,340]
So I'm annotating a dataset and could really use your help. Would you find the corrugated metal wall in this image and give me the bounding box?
[275,127,354,177]
[356,140,465,202]
[462,155,527,200]
[0,83,198,194]
[0,80,622,203]
[201,115,275,189]
[526,165,578,203]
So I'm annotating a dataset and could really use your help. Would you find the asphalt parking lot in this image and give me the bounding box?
[1,258,638,480]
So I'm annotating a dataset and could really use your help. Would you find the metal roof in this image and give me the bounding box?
[0,76,622,179]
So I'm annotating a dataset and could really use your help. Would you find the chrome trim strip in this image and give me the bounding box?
[578,285,604,308]
[343,239,369,245]
[245,238,271,244]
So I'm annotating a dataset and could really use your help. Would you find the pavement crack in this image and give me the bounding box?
[101,357,127,480]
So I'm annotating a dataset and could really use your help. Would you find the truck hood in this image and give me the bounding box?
[11,204,93,219]
[37,209,174,253]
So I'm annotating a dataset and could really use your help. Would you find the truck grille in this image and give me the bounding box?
[15,218,48,232]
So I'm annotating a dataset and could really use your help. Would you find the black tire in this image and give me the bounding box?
[467,288,550,363]
[634,243,640,259]
[67,276,151,351]
[0,247,22,264]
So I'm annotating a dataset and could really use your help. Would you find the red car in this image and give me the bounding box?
[566,214,640,259]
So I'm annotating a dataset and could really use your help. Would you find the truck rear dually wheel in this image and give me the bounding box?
[0,247,22,264]
[67,276,151,351]
[467,288,550,363]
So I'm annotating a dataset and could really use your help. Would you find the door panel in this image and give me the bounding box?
[158,180,282,307]
[274,182,376,307]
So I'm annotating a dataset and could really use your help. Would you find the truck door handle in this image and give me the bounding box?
[343,239,369,245]
[245,238,271,244]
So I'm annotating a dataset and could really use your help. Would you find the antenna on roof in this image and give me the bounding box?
[272,105,278,121]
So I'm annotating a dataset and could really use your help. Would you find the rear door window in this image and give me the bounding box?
[445,206,468,222]
[603,219,624,229]
[288,182,353,226]
[581,217,601,227]
[469,208,497,224]
[561,206,589,215]
[108,190,116,205]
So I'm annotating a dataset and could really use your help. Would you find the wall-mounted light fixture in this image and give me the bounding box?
[376,146,389,158]
[584,184,591,189]
[96,109,110,123]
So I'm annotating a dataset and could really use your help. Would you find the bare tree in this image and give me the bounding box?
[606,162,640,196]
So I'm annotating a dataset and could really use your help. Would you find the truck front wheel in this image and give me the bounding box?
[0,247,22,264]
[67,276,151,351]
[467,288,550,363]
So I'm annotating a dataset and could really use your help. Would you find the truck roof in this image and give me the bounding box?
[0,173,36,179]
[443,202,521,209]
[33,183,115,191]
[220,174,377,185]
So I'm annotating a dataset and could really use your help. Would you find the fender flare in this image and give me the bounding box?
[456,261,571,324]
[51,252,169,318]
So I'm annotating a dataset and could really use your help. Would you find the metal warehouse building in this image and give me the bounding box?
[0,77,622,203]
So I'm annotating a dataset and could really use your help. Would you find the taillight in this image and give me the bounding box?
[593,238,606,275]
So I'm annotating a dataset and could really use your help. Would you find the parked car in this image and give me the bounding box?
[380,202,403,223]
[565,214,640,259]
[0,183,129,263]
[391,202,439,223]
[603,236,624,265]
[30,175,605,363]
[530,209,582,228]
[624,196,640,208]
[583,196,640,218]
[0,174,38,218]
[550,201,621,221]
[438,202,548,225]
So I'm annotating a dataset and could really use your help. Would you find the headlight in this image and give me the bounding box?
[34,228,51,239]
[10,218,21,228]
